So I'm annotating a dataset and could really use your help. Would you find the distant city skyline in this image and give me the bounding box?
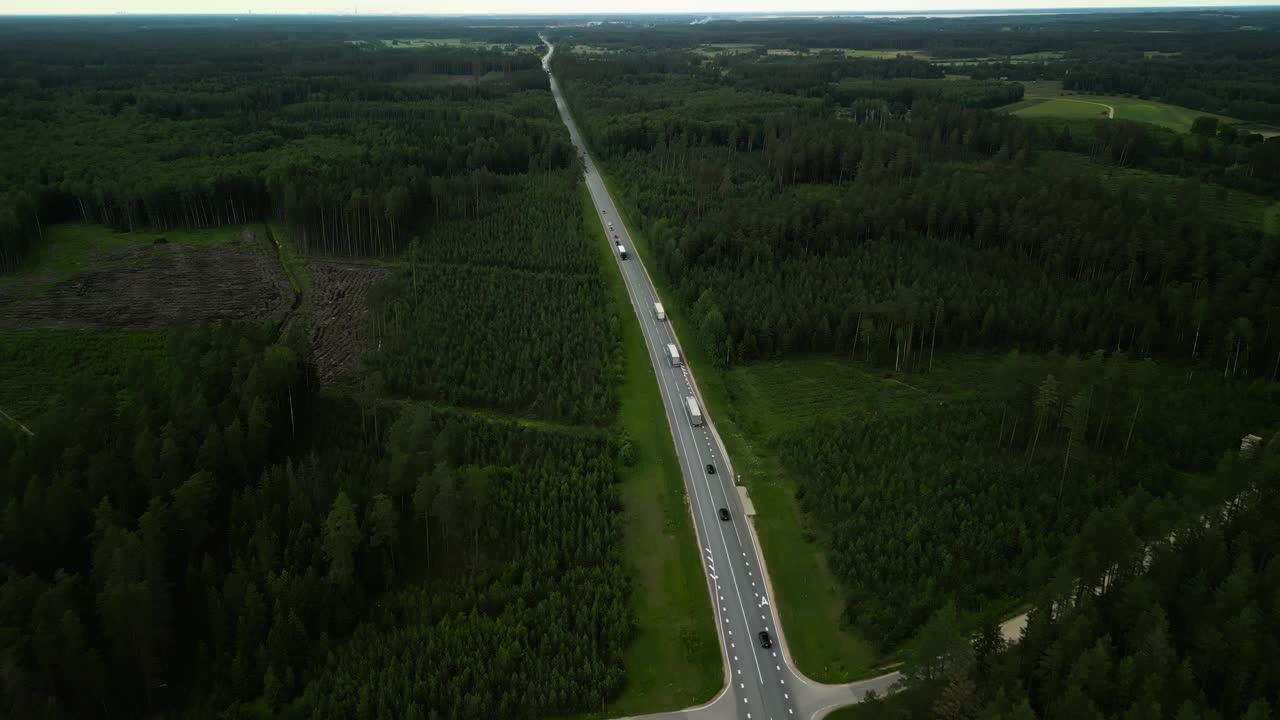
[3,0,1279,17]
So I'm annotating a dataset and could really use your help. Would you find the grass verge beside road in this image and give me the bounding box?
[564,184,721,718]
[825,689,924,720]
[590,168,880,682]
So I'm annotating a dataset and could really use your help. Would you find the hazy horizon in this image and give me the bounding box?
[3,1,1278,18]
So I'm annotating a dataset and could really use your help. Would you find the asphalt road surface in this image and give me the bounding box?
[541,39,900,720]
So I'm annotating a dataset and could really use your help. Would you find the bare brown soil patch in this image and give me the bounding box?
[293,260,391,384]
[0,229,291,330]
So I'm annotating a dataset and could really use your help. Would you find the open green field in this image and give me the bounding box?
[1016,97,1115,120]
[931,51,1063,66]
[1008,79,1238,132]
[0,328,170,423]
[1038,150,1280,237]
[571,44,615,55]
[694,42,761,56]
[726,358,933,436]
[563,185,721,719]
[348,36,537,51]
[1011,50,1066,61]
[6,223,244,288]
[811,48,930,59]
[592,168,879,683]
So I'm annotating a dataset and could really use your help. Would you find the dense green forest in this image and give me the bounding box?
[368,171,620,426]
[551,16,1280,667]
[779,352,1279,649]
[555,45,1279,379]
[0,18,640,719]
[0,17,572,271]
[855,439,1280,720]
[0,324,631,719]
[563,10,1280,122]
[4,11,1280,718]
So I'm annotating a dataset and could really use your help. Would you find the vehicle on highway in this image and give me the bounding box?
[613,234,618,239]
[666,342,682,367]
[654,302,665,320]
[719,508,731,521]
[706,463,716,474]
[759,631,772,648]
[616,243,628,260]
[685,396,703,426]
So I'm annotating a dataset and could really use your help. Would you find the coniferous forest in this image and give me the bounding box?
[2,10,1280,720]
[0,17,572,271]
[1,17,629,720]
[551,8,1280,708]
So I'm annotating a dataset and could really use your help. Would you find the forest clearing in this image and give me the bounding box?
[290,260,392,385]
[1005,80,1242,132]
[0,226,291,330]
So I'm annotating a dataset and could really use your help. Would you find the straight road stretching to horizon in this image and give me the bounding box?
[541,38,901,720]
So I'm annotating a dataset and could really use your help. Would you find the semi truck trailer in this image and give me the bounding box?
[685,396,703,426]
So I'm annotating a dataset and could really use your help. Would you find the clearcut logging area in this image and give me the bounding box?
[297,260,392,385]
[0,227,291,330]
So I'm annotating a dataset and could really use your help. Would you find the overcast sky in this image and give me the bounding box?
[2,0,1277,17]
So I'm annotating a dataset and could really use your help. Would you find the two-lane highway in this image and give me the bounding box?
[542,38,900,720]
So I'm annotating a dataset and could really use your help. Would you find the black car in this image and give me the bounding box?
[758,631,772,649]
[706,463,716,474]
[719,508,731,521]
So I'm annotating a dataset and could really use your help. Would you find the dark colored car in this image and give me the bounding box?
[759,631,772,648]
[719,508,730,521]
[706,463,716,474]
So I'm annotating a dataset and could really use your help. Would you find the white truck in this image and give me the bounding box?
[666,343,682,367]
[685,396,704,426]
[616,243,628,260]
[654,302,666,321]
